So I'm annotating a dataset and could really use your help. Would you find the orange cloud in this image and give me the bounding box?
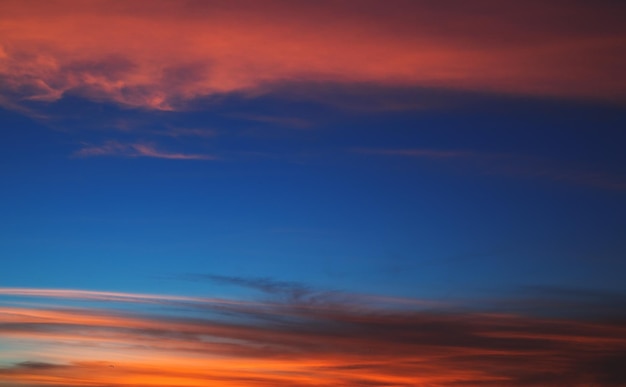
[0,0,624,111]
[1,286,626,386]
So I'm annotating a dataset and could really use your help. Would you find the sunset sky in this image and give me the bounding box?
[1,1,626,386]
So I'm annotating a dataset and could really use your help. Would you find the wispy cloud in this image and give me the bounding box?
[160,127,218,138]
[357,148,479,159]
[232,114,314,130]
[1,285,626,386]
[0,287,249,307]
[73,141,217,160]
[189,273,441,308]
[0,0,624,112]
[356,147,626,191]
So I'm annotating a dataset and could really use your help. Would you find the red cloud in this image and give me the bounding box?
[1,0,624,111]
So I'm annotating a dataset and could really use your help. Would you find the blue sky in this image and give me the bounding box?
[1,1,625,386]
[2,91,625,300]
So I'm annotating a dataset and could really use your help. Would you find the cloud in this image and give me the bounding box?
[13,361,67,370]
[160,127,218,138]
[356,147,626,191]
[500,285,626,318]
[190,274,441,309]
[357,148,479,159]
[0,287,254,309]
[1,285,626,386]
[231,114,314,130]
[191,274,315,301]
[0,0,625,112]
[72,140,216,160]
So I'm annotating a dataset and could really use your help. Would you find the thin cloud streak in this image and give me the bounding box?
[0,0,625,112]
[0,287,252,308]
[1,286,626,386]
[161,127,217,138]
[357,148,626,191]
[73,141,216,160]
[357,148,479,159]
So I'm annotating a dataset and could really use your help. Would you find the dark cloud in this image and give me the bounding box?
[13,361,67,370]
[493,285,626,318]
[193,273,311,297]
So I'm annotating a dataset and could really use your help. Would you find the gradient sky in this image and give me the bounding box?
[1,1,626,386]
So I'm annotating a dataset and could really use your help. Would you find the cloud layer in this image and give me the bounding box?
[1,286,626,386]
[1,0,625,111]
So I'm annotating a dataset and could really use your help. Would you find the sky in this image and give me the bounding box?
[1,0,626,386]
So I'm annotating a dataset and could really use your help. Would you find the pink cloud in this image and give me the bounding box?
[0,0,624,111]
[73,141,216,160]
